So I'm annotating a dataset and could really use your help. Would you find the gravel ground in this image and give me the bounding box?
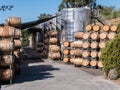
[1,48,120,90]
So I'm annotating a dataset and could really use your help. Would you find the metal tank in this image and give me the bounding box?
[61,7,91,42]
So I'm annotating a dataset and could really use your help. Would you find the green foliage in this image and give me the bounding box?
[38,13,52,20]
[100,26,120,76]
[22,30,29,47]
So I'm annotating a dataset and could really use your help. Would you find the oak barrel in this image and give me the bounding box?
[99,41,105,49]
[90,60,98,67]
[7,17,21,27]
[82,51,90,58]
[85,25,92,31]
[49,38,57,44]
[0,39,14,52]
[103,25,110,31]
[63,57,69,63]
[50,30,57,36]
[63,41,69,47]
[74,41,83,48]
[74,58,83,66]
[0,55,13,67]
[82,41,90,49]
[75,32,83,39]
[14,40,22,48]
[82,59,90,66]
[0,26,15,38]
[99,32,108,39]
[110,25,118,32]
[90,42,98,49]
[93,25,100,31]
[108,32,116,40]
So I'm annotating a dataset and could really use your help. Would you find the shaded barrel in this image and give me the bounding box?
[0,69,13,81]
[49,38,57,44]
[0,39,14,52]
[74,41,83,48]
[0,55,13,67]
[75,32,83,39]
[49,45,60,52]
[14,40,22,49]
[74,58,83,66]
[14,28,22,38]
[50,30,57,37]
[0,26,14,38]
[7,17,21,27]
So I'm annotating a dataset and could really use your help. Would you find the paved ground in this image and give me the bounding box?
[1,48,120,90]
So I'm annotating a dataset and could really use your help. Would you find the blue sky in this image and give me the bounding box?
[0,0,120,23]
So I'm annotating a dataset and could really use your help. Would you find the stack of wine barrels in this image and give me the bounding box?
[73,32,83,66]
[0,17,22,83]
[62,40,75,64]
[48,30,60,60]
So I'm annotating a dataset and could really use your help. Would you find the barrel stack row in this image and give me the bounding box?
[0,17,22,83]
[48,30,60,60]
[63,41,75,64]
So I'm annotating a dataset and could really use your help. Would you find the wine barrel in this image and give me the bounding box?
[93,25,100,31]
[49,38,57,44]
[63,57,69,63]
[108,32,116,40]
[63,41,69,47]
[7,17,21,27]
[99,32,108,39]
[0,39,14,52]
[74,41,83,48]
[70,49,74,55]
[103,25,110,31]
[98,51,101,58]
[63,49,69,55]
[49,45,60,52]
[74,58,83,66]
[90,51,98,58]
[50,30,57,37]
[14,28,22,38]
[85,25,92,31]
[90,60,98,67]
[90,32,99,40]
[0,26,15,38]
[82,41,90,49]
[0,55,13,67]
[70,42,74,48]
[14,40,22,48]
[0,69,13,81]
[82,59,90,67]
[83,32,90,39]
[50,52,60,59]
[75,32,83,39]
[70,58,74,64]
[99,41,105,49]
[98,61,103,68]
[74,49,82,57]
[110,25,118,32]
[82,51,90,58]
[90,42,98,49]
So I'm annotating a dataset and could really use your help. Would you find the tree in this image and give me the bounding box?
[58,0,93,11]
[0,5,13,11]
[38,13,52,20]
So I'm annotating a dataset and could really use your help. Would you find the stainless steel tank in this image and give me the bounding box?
[61,7,91,42]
